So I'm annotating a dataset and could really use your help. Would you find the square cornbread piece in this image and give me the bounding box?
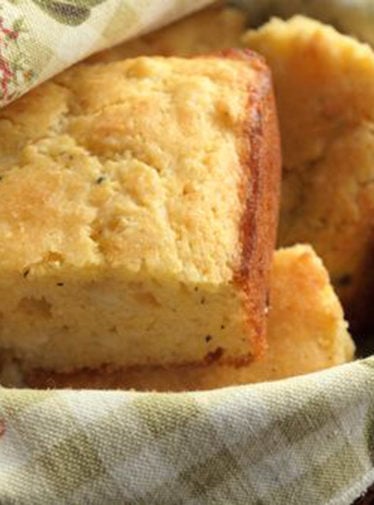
[0,51,280,372]
[23,245,354,390]
[244,16,374,329]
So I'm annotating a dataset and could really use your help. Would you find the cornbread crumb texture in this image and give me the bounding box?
[0,57,255,278]
[244,16,374,320]
[88,5,246,63]
[24,245,354,391]
[0,52,280,370]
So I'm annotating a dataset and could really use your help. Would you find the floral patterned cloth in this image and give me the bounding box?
[0,0,214,108]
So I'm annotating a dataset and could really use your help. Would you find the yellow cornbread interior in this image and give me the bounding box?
[19,245,354,390]
[129,245,355,390]
[0,56,259,371]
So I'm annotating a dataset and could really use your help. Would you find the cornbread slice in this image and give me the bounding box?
[243,16,374,329]
[87,5,247,63]
[24,246,354,390]
[0,51,280,372]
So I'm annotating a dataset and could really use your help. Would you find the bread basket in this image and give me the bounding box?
[0,1,373,504]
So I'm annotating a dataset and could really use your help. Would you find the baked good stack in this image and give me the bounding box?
[2,3,369,390]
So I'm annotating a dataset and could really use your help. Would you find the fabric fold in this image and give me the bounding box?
[0,358,374,504]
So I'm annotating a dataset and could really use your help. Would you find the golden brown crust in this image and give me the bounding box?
[213,49,281,359]
[239,51,281,358]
